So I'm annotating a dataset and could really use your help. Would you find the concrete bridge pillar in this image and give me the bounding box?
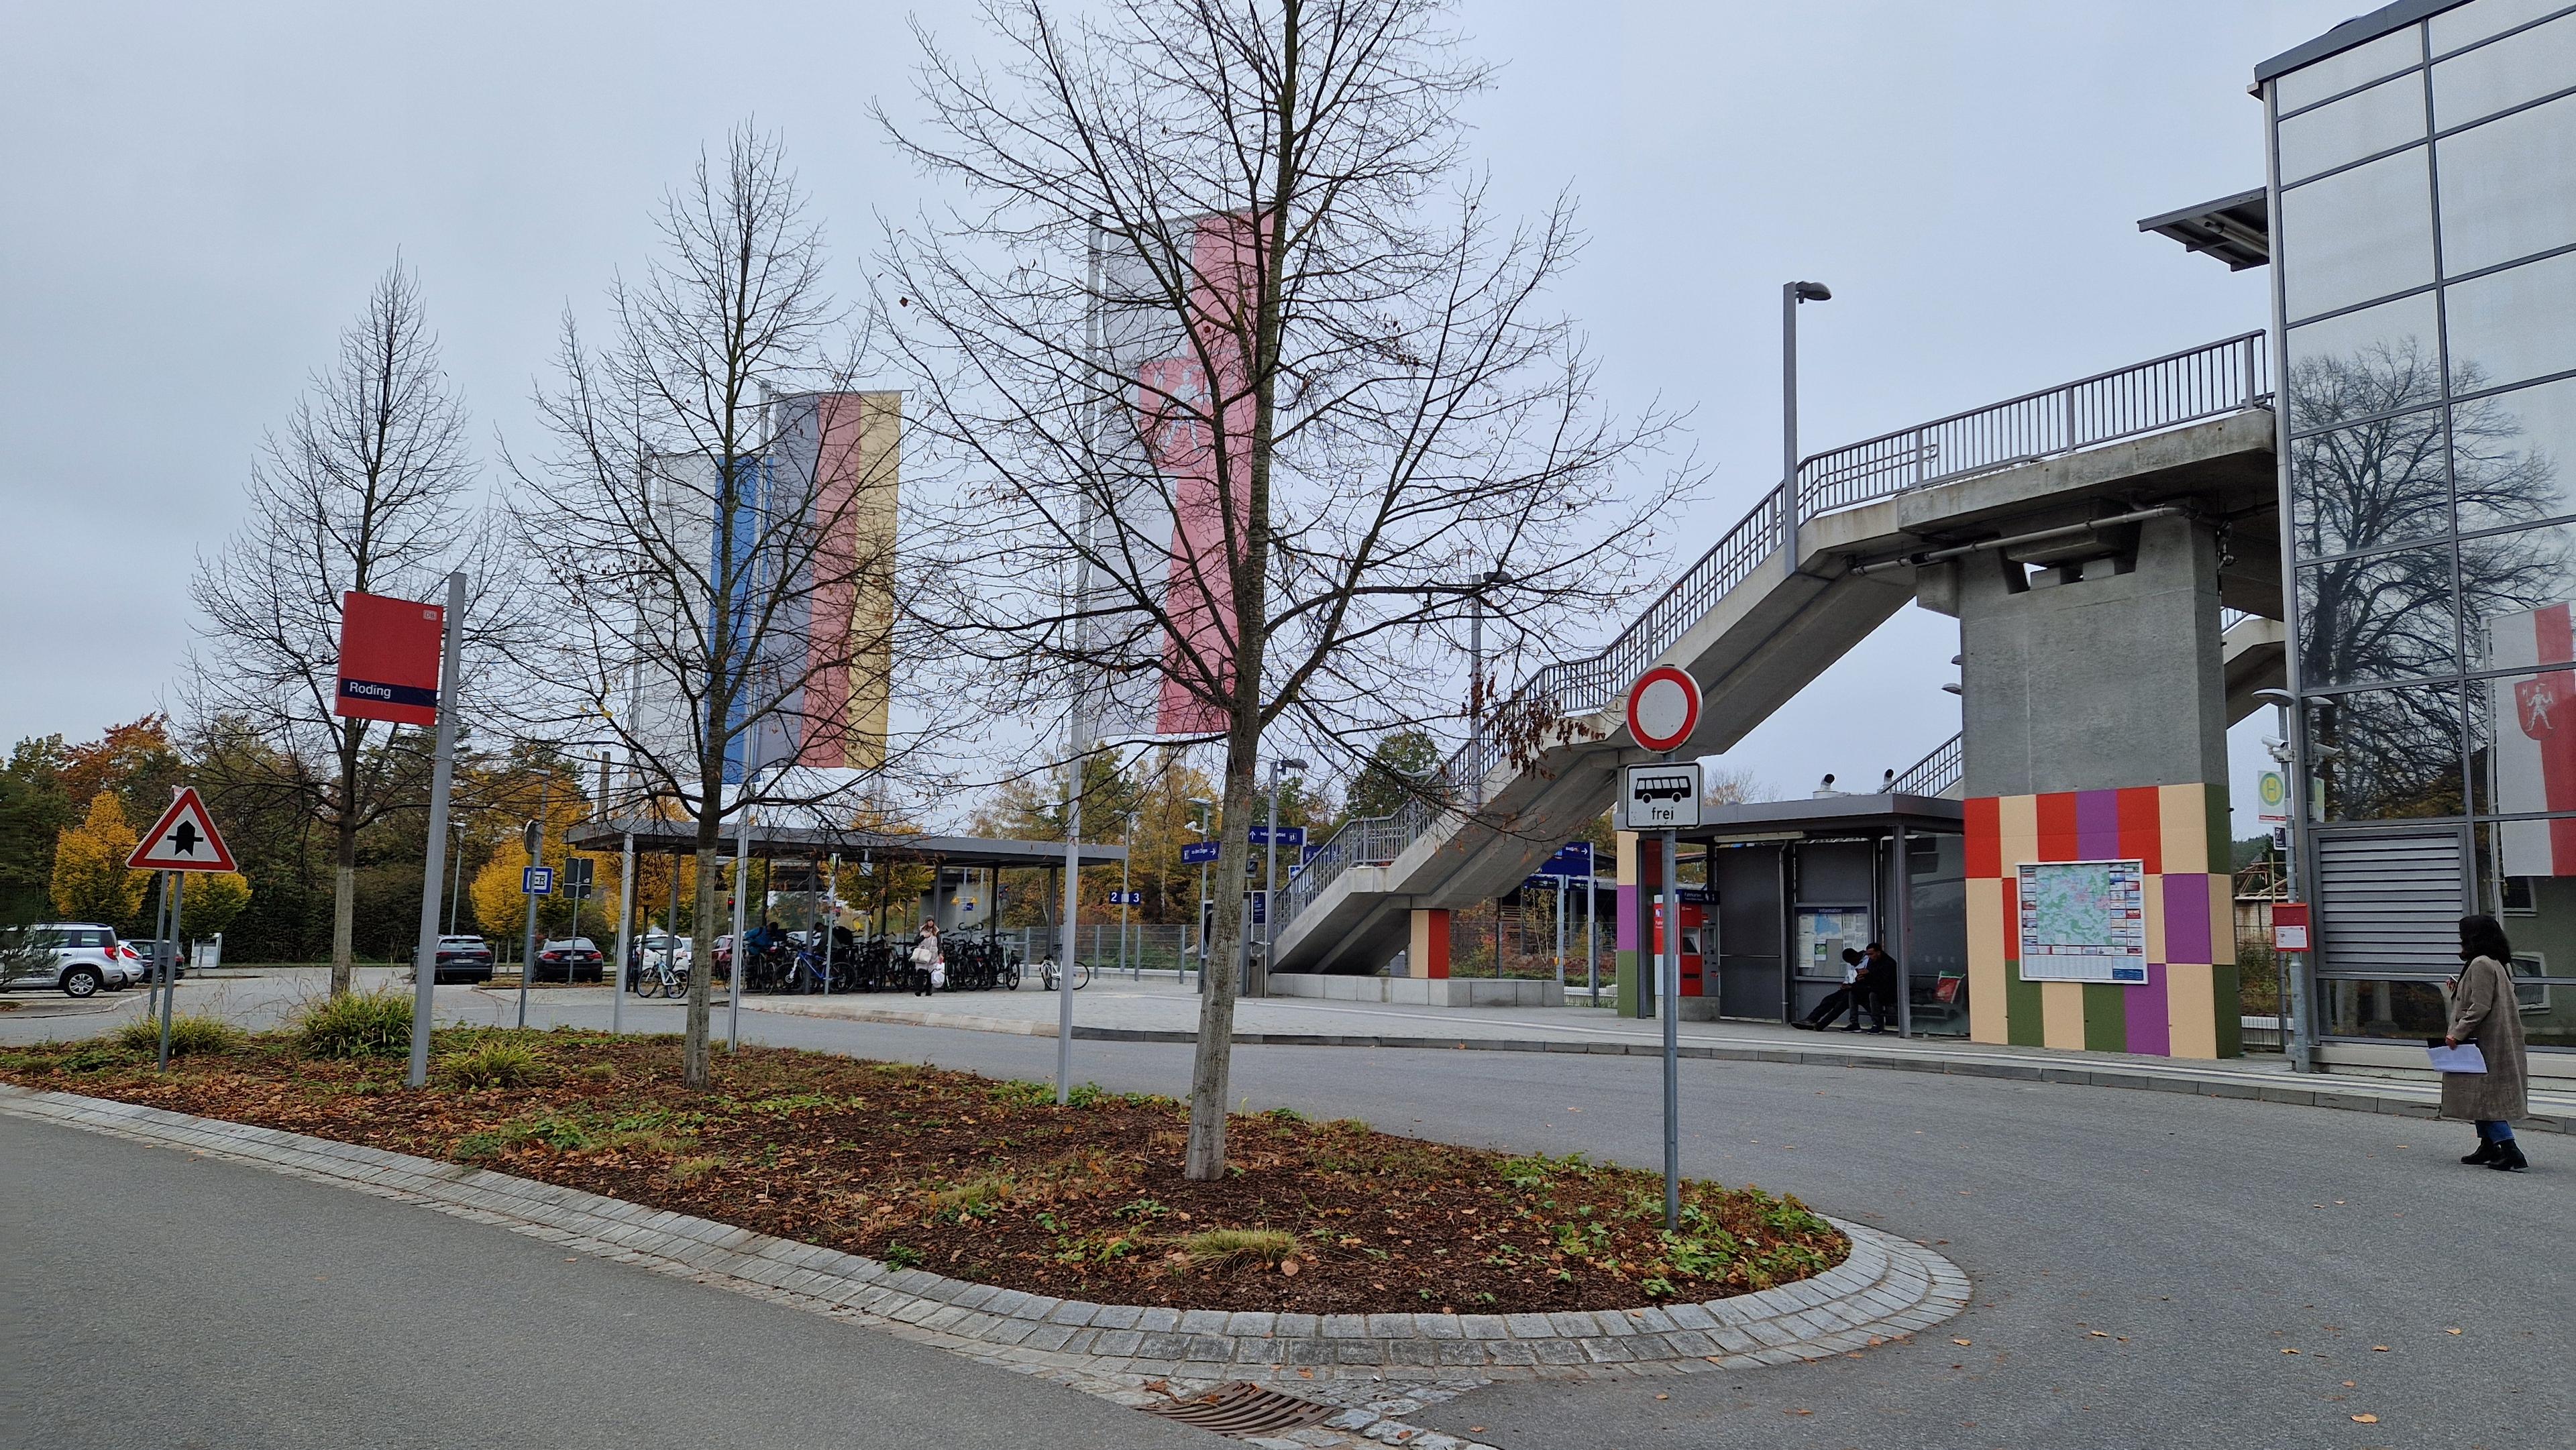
[1405,907,1451,979]
[1932,514,2241,1059]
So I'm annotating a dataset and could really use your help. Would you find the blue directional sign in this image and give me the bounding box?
[1529,842,1596,880]
[1248,825,1306,847]
[1249,890,1267,926]
[523,865,556,897]
[1109,890,1144,906]
[1181,842,1222,865]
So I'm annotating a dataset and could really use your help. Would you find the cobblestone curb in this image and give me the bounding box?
[4,1084,1970,1447]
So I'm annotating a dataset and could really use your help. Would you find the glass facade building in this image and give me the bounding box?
[2265,0,2576,1050]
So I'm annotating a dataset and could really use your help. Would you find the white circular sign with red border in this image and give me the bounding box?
[1625,666,1702,754]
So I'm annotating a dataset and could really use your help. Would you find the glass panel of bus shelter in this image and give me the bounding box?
[2453,376,2576,533]
[2473,822,2576,1048]
[2279,72,2427,182]
[2318,974,2454,1038]
[2279,149,2438,321]
[1904,832,1970,1037]
[2307,683,2469,822]
[2432,7,2576,126]
[2290,408,2452,556]
[2298,547,2460,687]
[2436,90,2576,276]
[2447,248,2576,396]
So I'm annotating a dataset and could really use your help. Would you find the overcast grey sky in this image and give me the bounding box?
[0,1,2357,824]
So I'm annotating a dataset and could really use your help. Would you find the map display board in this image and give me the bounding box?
[2016,860,2148,983]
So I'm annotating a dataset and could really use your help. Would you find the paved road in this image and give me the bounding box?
[10,983,2567,1447]
[0,1112,1218,1450]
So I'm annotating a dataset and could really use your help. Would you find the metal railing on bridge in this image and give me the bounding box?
[1891,733,1964,798]
[1282,332,2271,930]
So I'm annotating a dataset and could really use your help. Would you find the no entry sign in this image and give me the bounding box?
[1625,667,1702,754]
[335,591,446,726]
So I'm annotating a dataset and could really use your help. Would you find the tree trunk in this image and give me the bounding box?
[684,831,720,1087]
[329,719,364,996]
[1184,744,1265,1180]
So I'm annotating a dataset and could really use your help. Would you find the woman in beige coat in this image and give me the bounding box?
[2446,915,2531,1173]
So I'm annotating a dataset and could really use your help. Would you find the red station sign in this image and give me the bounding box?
[333,591,446,727]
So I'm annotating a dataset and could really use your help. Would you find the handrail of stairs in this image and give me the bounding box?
[1281,333,2271,932]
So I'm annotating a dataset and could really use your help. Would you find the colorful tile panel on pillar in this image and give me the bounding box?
[1964,783,2238,1059]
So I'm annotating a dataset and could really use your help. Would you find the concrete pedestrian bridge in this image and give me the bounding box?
[1277,332,2286,979]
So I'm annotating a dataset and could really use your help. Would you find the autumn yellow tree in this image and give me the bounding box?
[180,871,254,940]
[50,792,147,926]
[468,788,618,956]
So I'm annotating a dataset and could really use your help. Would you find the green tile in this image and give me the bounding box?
[2082,983,2127,1053]
[2004,967,2044,1047]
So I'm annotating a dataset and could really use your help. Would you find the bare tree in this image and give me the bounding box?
[883,0,1686,1178]
[189,260,488,997]
[511,126,909,1089]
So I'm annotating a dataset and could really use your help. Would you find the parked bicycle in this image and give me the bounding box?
[1035,958,1091,992]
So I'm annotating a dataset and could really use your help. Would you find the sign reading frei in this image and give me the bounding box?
[126,787,237,872]
[1620,762,1703,830]
[334,591,447,726]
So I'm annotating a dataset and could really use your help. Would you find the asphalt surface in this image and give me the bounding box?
[0,1113,1219,1450]
[9,980,2569,1449]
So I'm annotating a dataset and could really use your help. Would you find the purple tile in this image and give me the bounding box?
[2161,874,2213,964]
[2076,789,2121,862]
[2124,961,2171,1056]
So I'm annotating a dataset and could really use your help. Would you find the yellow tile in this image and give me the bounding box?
[1616,831,1640,886]
[2143,872,2167,963]
[2041,980,2086,1050]
[1967,877,2009,1044]
[2208,881,2237,965]
[2157,784,2212,873]
[1998,793,2039,871]
[2166,961,2218,1058]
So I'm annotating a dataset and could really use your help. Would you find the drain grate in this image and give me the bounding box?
[1138,1382,1342,1439]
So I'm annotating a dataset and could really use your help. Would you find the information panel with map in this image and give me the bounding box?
[2015,859,2148,983]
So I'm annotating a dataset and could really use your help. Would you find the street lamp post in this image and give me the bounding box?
[2255,687,2312,1072]
[1782,280,1833,575]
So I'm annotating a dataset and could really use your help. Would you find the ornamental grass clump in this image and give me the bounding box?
[111,1012,240,1058]
[440,1038,545,1089]
[293,989,412,1059]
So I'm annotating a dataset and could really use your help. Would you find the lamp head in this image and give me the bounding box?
[1792,281,1832,302]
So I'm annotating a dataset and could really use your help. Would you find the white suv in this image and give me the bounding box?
[1,923,145,997]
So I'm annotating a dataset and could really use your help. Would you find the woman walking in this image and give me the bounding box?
[2446,915,2531,1172]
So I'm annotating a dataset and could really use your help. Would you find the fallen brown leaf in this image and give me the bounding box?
[2372,1345,2391,1352]
[1953,1338,1972,1346]
[2445,1328,2463,1335]
[2352,1413,2379,1423]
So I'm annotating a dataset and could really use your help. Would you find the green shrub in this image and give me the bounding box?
[294,989,413,1059]
[111,1013,241,1058]
[439,1038,543,1089]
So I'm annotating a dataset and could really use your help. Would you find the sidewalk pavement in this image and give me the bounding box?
[744,972,2575,1134]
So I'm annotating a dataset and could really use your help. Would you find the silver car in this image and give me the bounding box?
[1,923,142,997]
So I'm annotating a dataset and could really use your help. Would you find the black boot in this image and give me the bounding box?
[2462,1138,2500,1165]
[2487,1139,2528,1172]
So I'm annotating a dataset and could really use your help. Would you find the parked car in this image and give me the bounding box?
[432,934,495,985]
[1,924,140,997]
[532,936,605,983]
[633,932,692,970]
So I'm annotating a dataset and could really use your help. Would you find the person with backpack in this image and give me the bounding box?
[910,919,945,996]
[2446,914,2531,1172]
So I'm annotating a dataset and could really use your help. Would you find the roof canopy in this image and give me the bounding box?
[1678,792,1965,845]
[567,816,1127,870]
[2138,188,2269,271]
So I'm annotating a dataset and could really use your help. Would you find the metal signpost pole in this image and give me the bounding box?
[1586,865,1599,1005]
[407,572,466,1088]
[612,833,635,1035]
[1555,872,1568,993]
[1662,818,1681,1230]
[158,873,184,1071]
[518,778,548,1031]
[146,871,171,1020]
[1057,730,1085,1105]
[824,852,839,997]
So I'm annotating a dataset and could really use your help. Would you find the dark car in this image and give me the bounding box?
[433,934,495,984]
[532,937,605,984]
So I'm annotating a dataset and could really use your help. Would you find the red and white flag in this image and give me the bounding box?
[2487,603,2576,875]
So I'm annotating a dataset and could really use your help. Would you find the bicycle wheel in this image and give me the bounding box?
[1069,961,1091,991]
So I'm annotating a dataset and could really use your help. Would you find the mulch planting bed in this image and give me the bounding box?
[2,1023,1844,1316]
